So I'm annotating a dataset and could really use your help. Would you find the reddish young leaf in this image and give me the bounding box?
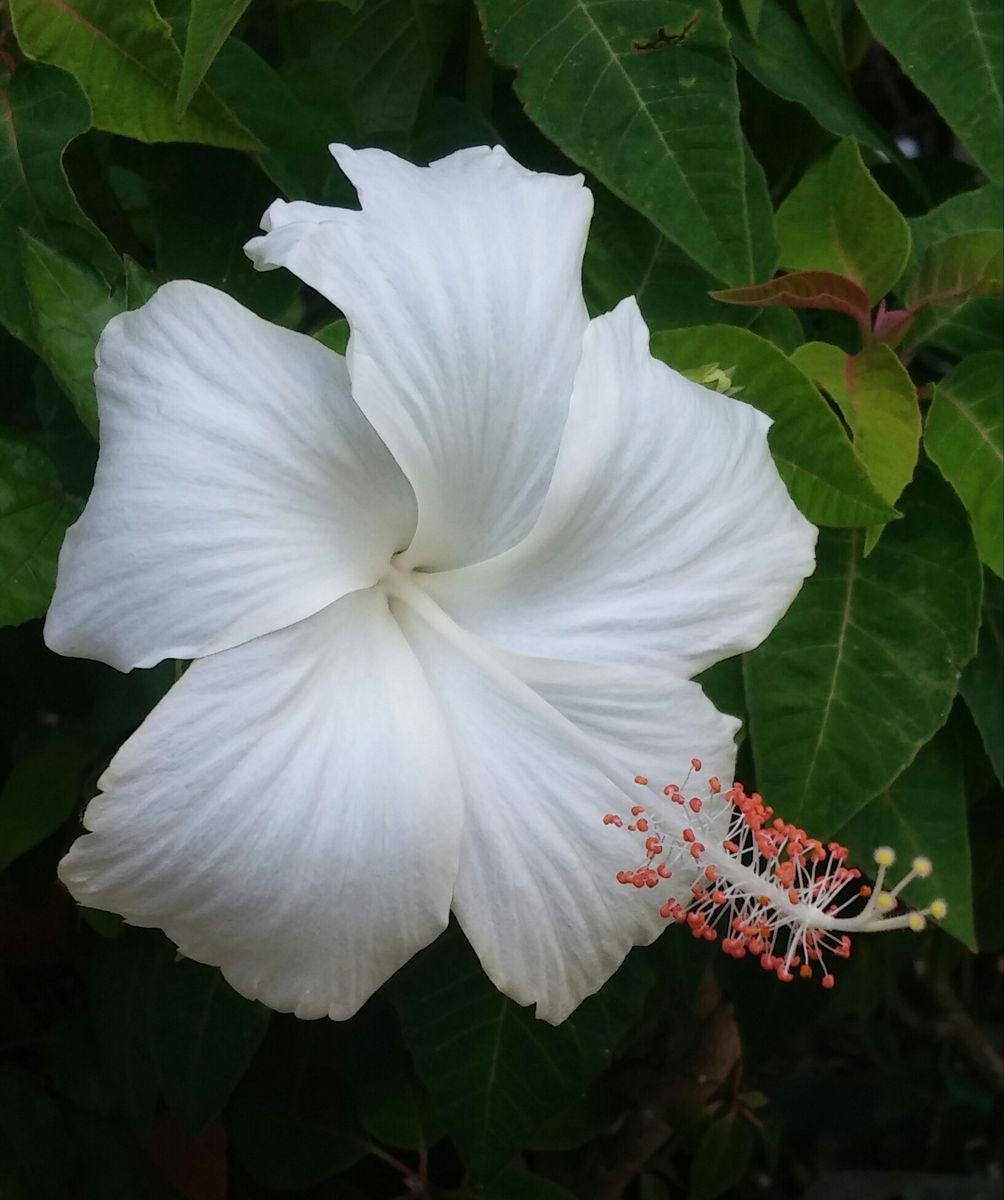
[711,270,872,332]
[872,301,916,345]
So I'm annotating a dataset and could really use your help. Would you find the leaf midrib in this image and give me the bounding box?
[938,382,1004,463]
[799,528,860,805]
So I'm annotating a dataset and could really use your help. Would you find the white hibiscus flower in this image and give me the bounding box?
[45,145,816,1024]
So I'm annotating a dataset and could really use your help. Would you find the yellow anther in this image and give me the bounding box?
[929,899,948,921]
[907,912,927,932]
[876,891,896,913]
[911,856,933,878]
[873,846,896,868]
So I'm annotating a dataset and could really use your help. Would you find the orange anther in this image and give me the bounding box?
[859,885,872,898]
[683,828,696,843]
[799,964,812,979]
[709,776,721,793]
[634,775,649,786]
[630,805,646,816]
[691,758,702,771]
[636,818,649,832]
[704,865,718,882]
[788,889,800,904]
[689,797,703,813]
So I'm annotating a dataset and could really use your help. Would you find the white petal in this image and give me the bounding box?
[58,588,462,1021]
[45,282,416,671]
[508,652,740,792]
[390,583,737,1023]
[245,145,591,571]
[423,298,817,676]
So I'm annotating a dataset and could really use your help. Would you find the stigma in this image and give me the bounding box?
[603,761,947,989]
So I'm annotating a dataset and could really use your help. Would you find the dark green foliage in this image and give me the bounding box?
[0,1,1001,1197]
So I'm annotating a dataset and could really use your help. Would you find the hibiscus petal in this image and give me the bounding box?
[245,144,591,571]
[422,297,817,676]
[45,282,416,671]
[390,583,737,1023]
[58,588,462,1020]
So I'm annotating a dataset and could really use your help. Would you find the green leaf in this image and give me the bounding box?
[583,188,755,332]
[855,0,1003,183]
[651,325,896,526]
[710,270,872,329]
[289,0,466,138]
[313,319,350,355]
[478,0,777,286]
[738,0,765,38]
[791,340,920,548]
[920,298,1004,357]
[480,1168,578,1200]
[354,1065,439,1153]
[124,259,160,310]
[150,148,300,322]
[744,462,982,834]
[391,927,655,1182]
[697,656,747,735]
[747,305,804,354]
[0,1070,71,1200]
[909,184,1004,267]
[89,932,163,1132]
[960,578,1003,782]
[728,0,888,152]
[409,96,500,165]
[796,0,847,75]
[835,723,976,949]
[226,1094,365,1190]
[9,0,262,150]
[147,954,270,1134]
[22,235,125,438]
[176,0,253,117]
[390,930,581,1181]
[907,187,1003,356]
[970,789,1004,950]
[776,139,912,304]
[0,63,118,346]
[903,230,1004,353]
[689,1113,754,1200]
[334,1003,443,1153]
[0,435,77,627]
[925,352,1003,577]
[904,229,1004,309]
[0,733,87,872]
[225,1022,366,1191]
[206,38,353,199]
